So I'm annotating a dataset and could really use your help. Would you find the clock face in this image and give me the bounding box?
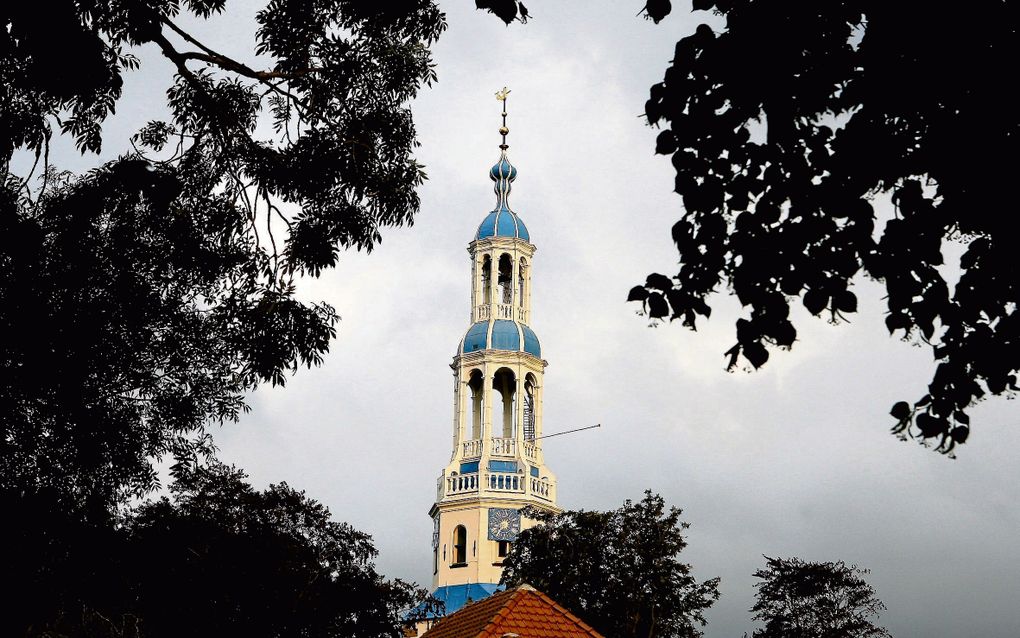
[487,508,521,541]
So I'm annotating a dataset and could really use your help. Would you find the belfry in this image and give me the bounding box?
[427,89,560,614]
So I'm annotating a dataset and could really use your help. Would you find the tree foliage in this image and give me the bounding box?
[625,1,1019,454]
[5,461,433,638]
[500,491,720,638]
[749,556,891,638]
[1,0,445,508]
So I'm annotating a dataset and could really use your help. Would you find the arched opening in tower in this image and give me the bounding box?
[481,255,492,304]
[492,367,517,439]
[524,373,537,442]
[468,369,484,440]
[498,253,513,305]
[452,525,467,565]
[518,257,528,308]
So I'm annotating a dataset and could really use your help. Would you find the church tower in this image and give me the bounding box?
[428,90,560,614]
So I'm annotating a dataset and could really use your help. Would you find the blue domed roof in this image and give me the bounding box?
[461,320,541,358]
[475,151,531,242]
[476,207,529,242]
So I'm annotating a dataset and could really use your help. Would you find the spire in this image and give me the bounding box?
[491,87,517,213]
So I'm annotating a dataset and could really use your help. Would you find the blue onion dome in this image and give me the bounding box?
[475,151,530,242]
[489,157,517,181]
[461,320,541,358]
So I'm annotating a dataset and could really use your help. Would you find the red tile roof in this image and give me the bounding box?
[421,584,605,638]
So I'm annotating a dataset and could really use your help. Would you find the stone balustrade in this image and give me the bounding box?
[530,476,554,501]
[460,438,540,462]
[490,437,516,456]
[445,472,479,496]
[462,439,482,458]
[474,303,529,324]
[438,470,555,502]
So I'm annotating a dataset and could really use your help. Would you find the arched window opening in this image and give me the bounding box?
[524,374,537,442]
[493,368,517,439]
[498,254,513,304]
[453,526,467,565]
[468,370,484,440]
[518,258,528,308]
[481,255,492,304]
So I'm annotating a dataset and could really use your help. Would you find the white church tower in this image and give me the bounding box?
[427,89,560,615]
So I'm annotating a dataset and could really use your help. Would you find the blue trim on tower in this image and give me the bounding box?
[476,212,497,239]
[488,460,518,473]
[475,208,530,241]
[474,148,531,242]
[521,325,541,357]
[491,320,520,350]
[420,583,503,618]
[463,322,488,353]
[496,207,518,237]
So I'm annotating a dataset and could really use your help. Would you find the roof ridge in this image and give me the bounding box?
[479,586,530,637]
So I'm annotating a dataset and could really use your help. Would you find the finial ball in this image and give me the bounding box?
[499,126,509,136]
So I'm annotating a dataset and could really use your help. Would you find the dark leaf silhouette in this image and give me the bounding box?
[3,462,435,637]
[1,0,445,509]
[628,1,1019,453]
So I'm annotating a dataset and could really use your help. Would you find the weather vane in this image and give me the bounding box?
[495,86,510,149]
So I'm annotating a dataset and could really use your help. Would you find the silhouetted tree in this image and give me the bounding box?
[749,556,891,638]
[628,1,1018,454]
[1,1,445,509]
[123,461,434,638]
[4,461,435,638]
[500,491,720,638]
[3,3,444,632]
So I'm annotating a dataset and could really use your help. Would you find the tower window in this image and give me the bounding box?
[481,255,492,304]
[468,369,484,440]
[498,540,511,558]
[518,258,527,308]
[493,368,517,439]
[524,374,536,442]
[453,525,467,565]
[498,253,513,304]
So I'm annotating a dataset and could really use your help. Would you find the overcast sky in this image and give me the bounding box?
[38,2,1020,637]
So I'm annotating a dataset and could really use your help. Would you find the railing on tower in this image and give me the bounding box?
[461,437,539,462]
[462,439,482,458]
[474,303,529,324]
[490,437,516,456]
[438,469,554,502]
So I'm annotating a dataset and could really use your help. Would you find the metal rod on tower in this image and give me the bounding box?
[536,423,601,440]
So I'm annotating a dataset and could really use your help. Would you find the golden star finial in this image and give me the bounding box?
[495,87,511,102]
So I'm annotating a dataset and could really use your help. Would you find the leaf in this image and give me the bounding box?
[647,292,669,319]
[834,290,857,313]
[655,130,678,155]
[628,286,649,302]
[641,0,673,23]
[916,413,946,438]
[645,273,674,292]
[885,313,909,334]
[803,289,828,315]
[889,401,911,420]
[951,426,969,444]
[742,341,769,368]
